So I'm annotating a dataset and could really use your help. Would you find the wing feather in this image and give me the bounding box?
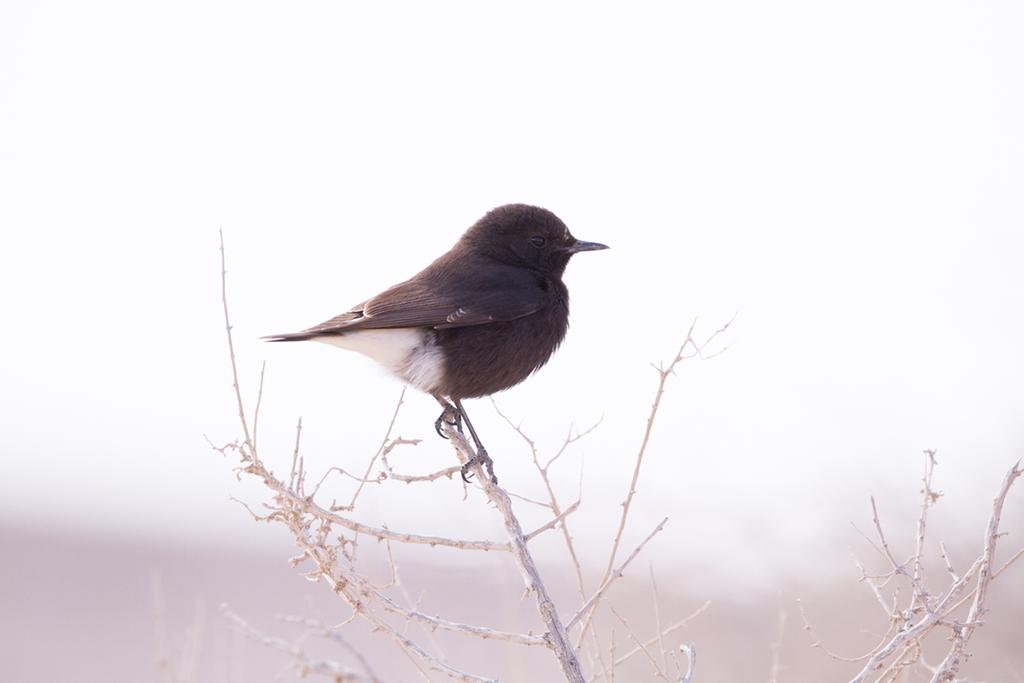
[298,279,543,335]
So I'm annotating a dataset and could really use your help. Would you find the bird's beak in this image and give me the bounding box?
[565,239,610,254]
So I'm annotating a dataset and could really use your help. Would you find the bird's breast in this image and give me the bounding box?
[433,300,570,399]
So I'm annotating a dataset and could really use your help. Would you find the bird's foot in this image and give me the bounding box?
[434,404,462,439]
[460,447,497,485]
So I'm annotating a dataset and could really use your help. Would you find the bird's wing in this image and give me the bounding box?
[283,279,544,338]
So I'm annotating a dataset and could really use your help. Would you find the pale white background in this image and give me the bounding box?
[2,1,1023,588]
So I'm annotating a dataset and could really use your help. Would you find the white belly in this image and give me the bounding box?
[316,328,445,394]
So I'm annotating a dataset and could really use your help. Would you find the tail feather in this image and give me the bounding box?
[262,331,319,342]
[264,310,364,343]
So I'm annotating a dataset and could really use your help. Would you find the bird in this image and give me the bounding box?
[264,203,608,483]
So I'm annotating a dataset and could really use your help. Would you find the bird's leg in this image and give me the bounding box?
[433,395,462,439]
[453,399,497,484]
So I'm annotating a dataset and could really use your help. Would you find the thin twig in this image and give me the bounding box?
[579,319,730,648]
[342,388,408,511]
[609,601,710,671]
[386,465,461,484]
[610,607,667,680]
[927,460,1022,683]
[223,606,374,682]
[678,643,696,683]
[566,518,669,632]
[219,230,254,461]
[276,614,384,682]
[649,565,669,674]
[524,500,582,541]
[252,361,266,455]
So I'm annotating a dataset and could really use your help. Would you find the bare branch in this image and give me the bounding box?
[443,426,586,682]
[610,607,667,680]
[252,361,266,455]
[360,578,546,647]
[524,499,581,541]
[342,387,408,511]
[218,230,255,462]
[224,454,511,552]
[610,601,710,671]
[579,320,729,647]
[649,565,669,675]
[811,457,1024,683]
[385,465,460,484]
[566,518,669,632]
[223,606,375,682]
[276,614,385,682]
[928,460,1023,682]
[911,450,940,610]
[491,399,593,609]
[677,643,696,683]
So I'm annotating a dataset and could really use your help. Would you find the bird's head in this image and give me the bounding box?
[461,204,608,277]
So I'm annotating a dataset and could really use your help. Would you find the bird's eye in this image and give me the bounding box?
[530,235,546,248]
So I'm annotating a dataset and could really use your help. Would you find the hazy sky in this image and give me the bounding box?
[2,1,1022,585]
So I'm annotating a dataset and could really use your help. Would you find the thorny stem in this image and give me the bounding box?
[565,518,669,633]
[797,452,1023,683]
[910,449,939,611]
[343,387,408,510]
[607,601,710,673]
[491,401,610,673]
[926,460,1023,682]
[492,400,595,606]
[219,230,255,461]
[443,425,586,682]
[610,607,667,680]
[252,361,266,454]
[578,317,731,649]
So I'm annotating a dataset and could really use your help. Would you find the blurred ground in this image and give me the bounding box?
[3,519,1023,682]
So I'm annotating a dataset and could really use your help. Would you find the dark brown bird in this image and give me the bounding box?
[265,204,608,482]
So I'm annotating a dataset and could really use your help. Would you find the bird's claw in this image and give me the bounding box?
[434,415,448,439]
[460,448,497,485]
[434,406,462,439]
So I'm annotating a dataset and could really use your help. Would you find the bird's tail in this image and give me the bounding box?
[261,331,318,342]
